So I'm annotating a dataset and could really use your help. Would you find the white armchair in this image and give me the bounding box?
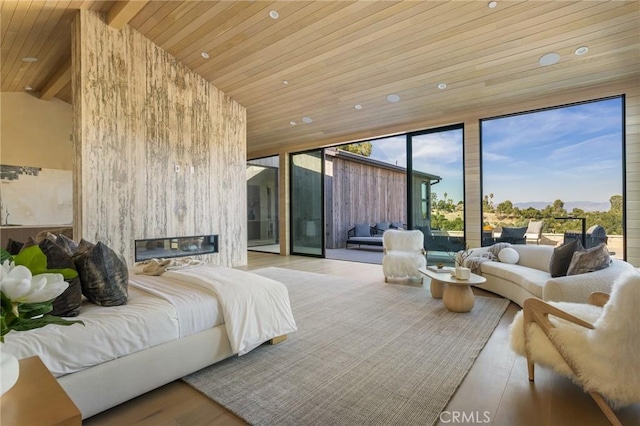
[510,269,640,425]
[382,230,426,282]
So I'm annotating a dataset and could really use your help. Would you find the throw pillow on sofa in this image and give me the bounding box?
[498,247,519,264]
[73,241,128,306]
[567,243,611,276]
[354,223,372,237]
[549,239,582,277]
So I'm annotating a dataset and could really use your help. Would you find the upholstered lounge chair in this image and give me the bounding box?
[382,229,426,282]
[510,269,640,425]
[524,220,544,245]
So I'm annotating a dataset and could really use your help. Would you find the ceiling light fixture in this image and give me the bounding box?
[437,83,447,90]
[574,46,589,56]
[538,52,560,66]
[24,85,33,91]
[22,57,38,62]
[290,121,296,126]
[386,94,400,103]
[302,116,313,124]
[282,80,289,85]
[354,104,362,110]
[200,52,210,59]
[488,1,498,9]
[269,10,279,19]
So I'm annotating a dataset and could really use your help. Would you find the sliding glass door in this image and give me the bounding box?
[290,149,325,257]
[409,125,465,266]
[246,156,279,253]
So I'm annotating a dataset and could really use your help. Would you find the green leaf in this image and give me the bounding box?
[13,245,48,275]
[9,316,84,332]
[46,267,78,280]
[0,248,13,264]
[18,302,54,318]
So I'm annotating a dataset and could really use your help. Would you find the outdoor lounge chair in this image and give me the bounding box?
[524,220,544,245]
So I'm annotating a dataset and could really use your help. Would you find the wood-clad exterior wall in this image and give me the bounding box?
[626,80,639,266]
[325,155,406,249]
[72,10,247,266]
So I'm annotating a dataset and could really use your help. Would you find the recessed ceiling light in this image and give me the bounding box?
[488,1,498,9]
[282,80,289,85]
[24,85,33,91]
[574,46,589,56]
[269,10,279,19]
[290,121,296,126]
[201,52,210,59]
[538,52,560,66]
[354,104,362,110]
[386,94,400,103]
[302,116,313,124]
[437,83,447,90]
[22,57,38,62]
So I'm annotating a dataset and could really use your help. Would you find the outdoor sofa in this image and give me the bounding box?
[346,221,404,248]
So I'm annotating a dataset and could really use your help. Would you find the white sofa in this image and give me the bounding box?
[462,245,635,306]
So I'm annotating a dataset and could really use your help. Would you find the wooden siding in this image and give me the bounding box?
[326,156,406,249]
[72,10,246,266]
[626,79,639,266]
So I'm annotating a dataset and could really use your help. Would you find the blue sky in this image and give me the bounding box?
[482,97,623,204]
[366,97,623,206]
[368,129,464,204]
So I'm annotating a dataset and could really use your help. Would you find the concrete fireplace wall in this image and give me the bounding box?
[72,10,247,266]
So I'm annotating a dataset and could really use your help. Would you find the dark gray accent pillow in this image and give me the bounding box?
[391,222,404,230]
[549,239,582,277]
[501,227,527,239]
[354,223,372,237]
[38,239,82,317]
[73,242,128,306]
[567,243,611,276]
[5,238,24,255]
[55,234,79,256]
[415,225,432,238]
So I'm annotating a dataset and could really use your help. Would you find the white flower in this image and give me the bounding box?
[0,260,68,304]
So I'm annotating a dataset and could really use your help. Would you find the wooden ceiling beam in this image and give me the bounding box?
[39,58,71,101]
[107,1,149,30]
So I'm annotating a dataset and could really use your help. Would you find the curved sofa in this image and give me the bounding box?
[462,245,635,307]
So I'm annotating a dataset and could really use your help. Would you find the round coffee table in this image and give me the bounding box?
[418,267,487,313]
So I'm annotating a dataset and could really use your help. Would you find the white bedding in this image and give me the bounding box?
[165,265,297,355]
[129,274,223,337]
[2,287,179,377]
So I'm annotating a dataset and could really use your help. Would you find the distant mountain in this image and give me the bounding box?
[513,201,611,212]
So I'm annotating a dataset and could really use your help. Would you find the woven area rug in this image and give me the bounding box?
[183,267,509,426]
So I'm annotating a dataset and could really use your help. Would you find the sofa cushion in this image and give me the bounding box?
[549,239,582,277]
[500,227,527,239]
[376,222,391,231]
[354,223,372,237]
[511,245,554,272]
[567,243,611,276]
[480,262,548,298]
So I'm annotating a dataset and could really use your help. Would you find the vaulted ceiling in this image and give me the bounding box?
[2,1,639,157]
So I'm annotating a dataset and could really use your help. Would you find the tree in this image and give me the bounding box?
[496,200,514,217]
[337,142,372,157]
[610,195,623,213]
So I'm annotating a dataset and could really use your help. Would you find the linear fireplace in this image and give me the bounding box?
[134,234,219,262]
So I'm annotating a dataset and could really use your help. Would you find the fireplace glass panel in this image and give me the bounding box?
[134,235,218,262]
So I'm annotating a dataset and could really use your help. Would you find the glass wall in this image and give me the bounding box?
[481,97,624,258]
[247,156,279,253]
[290,149,324,256]
[409,126,465,266]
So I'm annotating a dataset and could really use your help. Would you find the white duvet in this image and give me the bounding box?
[165,265,297,355]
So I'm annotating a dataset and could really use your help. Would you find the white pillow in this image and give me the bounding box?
[498,247,519,264]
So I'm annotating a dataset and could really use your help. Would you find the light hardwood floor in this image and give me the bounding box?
[85,252,639,426]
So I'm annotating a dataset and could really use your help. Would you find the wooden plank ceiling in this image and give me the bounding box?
[2,1,639,157]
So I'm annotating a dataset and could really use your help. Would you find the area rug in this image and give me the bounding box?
[183,267,509,426]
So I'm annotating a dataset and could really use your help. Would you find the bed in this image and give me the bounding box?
[2,265,297,419]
